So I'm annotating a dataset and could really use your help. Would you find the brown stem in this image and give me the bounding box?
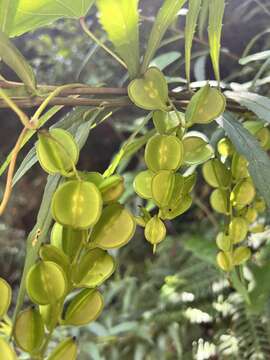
[0,127,28,215]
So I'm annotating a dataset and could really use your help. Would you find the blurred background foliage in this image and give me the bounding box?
[1,0,270,358]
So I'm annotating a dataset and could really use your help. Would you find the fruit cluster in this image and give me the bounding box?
[203,122,268,272]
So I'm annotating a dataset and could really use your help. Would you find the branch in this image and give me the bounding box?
[0,80,248,113]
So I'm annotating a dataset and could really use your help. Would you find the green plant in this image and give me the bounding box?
[1,0,270,359]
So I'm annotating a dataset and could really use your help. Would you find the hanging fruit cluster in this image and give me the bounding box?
[0,128,136,358]
[203,120,269,272]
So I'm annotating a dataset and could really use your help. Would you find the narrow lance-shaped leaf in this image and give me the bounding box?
[217,113,270,209]
[0,0,19,34]
[10,0,95,37]
[208,0,225,86]
[225,91,270,125]
[198,0,209,39]
[185,0,202,85]
[97,0,140,79]
[0,30,36,91]
[141,0,187,73]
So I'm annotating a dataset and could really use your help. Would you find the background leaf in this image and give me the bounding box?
[10,0,95,37]
[225,90,270,124]
[0,30,36,90]
[208,0,225,85]
[0,0,19,34]
[217,112,270,209]
[185,0,202,85]
[141,0,187,73]
[97,0,140,79]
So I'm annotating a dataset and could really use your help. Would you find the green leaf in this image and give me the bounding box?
[225,91,270,124]
[0,30,36,91]
[218,113,270,209]
[185,0,202,85]
[208,0,225,85]
[239,50,270,65]
[0,0,19,34]
[96,0,140,78]
[141,0,187,73]
[11,0,95,37]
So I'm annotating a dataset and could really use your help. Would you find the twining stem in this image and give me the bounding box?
[79,17,127,69]
[0,89,35,129]
[0,128,28,215]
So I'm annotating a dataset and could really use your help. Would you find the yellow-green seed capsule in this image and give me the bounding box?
[72,248,115,288]
[229,217,248,244]
[182,133,214,165]
[91,203,136,249]
[202,159,231,188]
[253,198,266,213]
[145,134,184,172]
[0,338,17,360]
[231,153,249,180]
[232,246,251,265]
[151,170,176,207]
[231,179,256,208]
[133,170,154,199]
[256,127,270,149]
[216,232,231,252]
[36,128,79,176]
[244,207,258,223]
[216,251,233,272]
[217,137,234,157]
[128,67,170,111]
[210,189,230,215]
[0,278,11,319]
[51,180,102,230]
[64,289,103,326]
[47,337,78,360]
[99,175,124,203]
[185,85,226,126]
[144,215,166,253]
[39,302,62,331]
[26,261,67,305]
[160,194,192,220]
[14,307,45,353]
[250,223,265,233]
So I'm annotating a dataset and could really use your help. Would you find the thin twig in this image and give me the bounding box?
[0,128,28,215]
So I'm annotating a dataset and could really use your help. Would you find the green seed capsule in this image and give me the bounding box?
[250,223,265,233]
[39,302,62,331]
[26,261,67,305]
[210,189,229,214]
[216,232,232,252]
[51,180,102,229]
[160,194,192,220]
[231,153,249,179]
[152,110,183,134]
[182,173,197,193]
[256,127,270,149]
[231,179,256,207]
[217,137,234,157]
[128,67,170,111]
[216,251,233,272]
[39,245,70,280]
[183,133,214,165]
[51,223,87,262]
[229,217,248,244]
[202,159,231,188]
[244,207,258,223]
[64,289,103,326]
[99,175,124,203]
[14,307,45,353]
[80,171,104,186]
[47,337,78,360]
[0,337,17,360]
[233,246,251,265]
[133,170,154,199]
[151,170,176,208]
[91,203,136,249]
[0,277,11,319]
[145,134,184,172]
[37,129,79,176]
[185,85,226,126]
[243,120,264,135]
[254,198,266,213]
[144,215,166,252]
[72,248,115,288]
